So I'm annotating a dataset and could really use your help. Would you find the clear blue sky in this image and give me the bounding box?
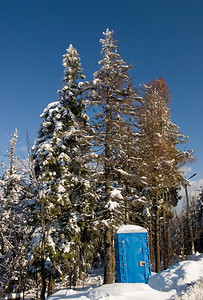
[0,0,203,184]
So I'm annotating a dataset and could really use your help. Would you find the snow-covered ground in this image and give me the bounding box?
[46,253,203,300]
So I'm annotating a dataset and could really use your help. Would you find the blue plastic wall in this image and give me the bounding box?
[115,231,151,283]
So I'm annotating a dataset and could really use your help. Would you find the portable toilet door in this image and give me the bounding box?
[115,224,151,283]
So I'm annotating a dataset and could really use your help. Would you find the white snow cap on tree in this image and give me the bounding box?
[100,28,115,49]
[62,44,85,85]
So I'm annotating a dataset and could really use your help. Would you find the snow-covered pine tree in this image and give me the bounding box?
[88,29,138,283]
[30,45,96,298]
[135,78,194,271]
[0,130,31,298]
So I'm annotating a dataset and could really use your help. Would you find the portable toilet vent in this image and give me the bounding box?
[115,224,151,283]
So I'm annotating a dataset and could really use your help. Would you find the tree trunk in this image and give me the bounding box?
[104,153,115,283]
[163,193,170,269]
[40,259,46,300]
[125,198,130,223]
[166,198,172,266]
[73,244,79,287]
[40,196,46,300]
[104,228,114,284]
[185,185,195,254]
[162,201,167,269]
[103,97,115,284]
[180,218,185,259]
[47,275,55,297]
[148,214,155,271]
[35,273,39,299]
[154,193,161,273]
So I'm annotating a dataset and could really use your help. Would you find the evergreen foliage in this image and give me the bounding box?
[0,130,32,297]
[89,29,139,226]
[30,44,96,297]
[88,29,139,283]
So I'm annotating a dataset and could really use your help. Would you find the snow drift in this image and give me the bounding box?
[47,253,203,300]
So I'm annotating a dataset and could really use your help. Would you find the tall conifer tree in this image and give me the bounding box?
[31,45,95,297]
[89,29,138,283]
[136,78,193,271]
[0,130,31,297]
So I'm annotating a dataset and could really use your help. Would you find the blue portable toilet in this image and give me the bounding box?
[115,224,151,283]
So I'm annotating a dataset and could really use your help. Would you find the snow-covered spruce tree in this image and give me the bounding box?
[0,130,32,298]
[135,78,193,271]
[88,29,138,283]
[30,45,96,298]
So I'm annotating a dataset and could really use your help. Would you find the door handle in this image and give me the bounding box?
[139,261,146,267]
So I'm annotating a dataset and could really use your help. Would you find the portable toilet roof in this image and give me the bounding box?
[117,224,147,234]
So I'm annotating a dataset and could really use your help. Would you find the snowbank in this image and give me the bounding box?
[47,253,203,300]
[47,284,174,300]
[148,252,203,295]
